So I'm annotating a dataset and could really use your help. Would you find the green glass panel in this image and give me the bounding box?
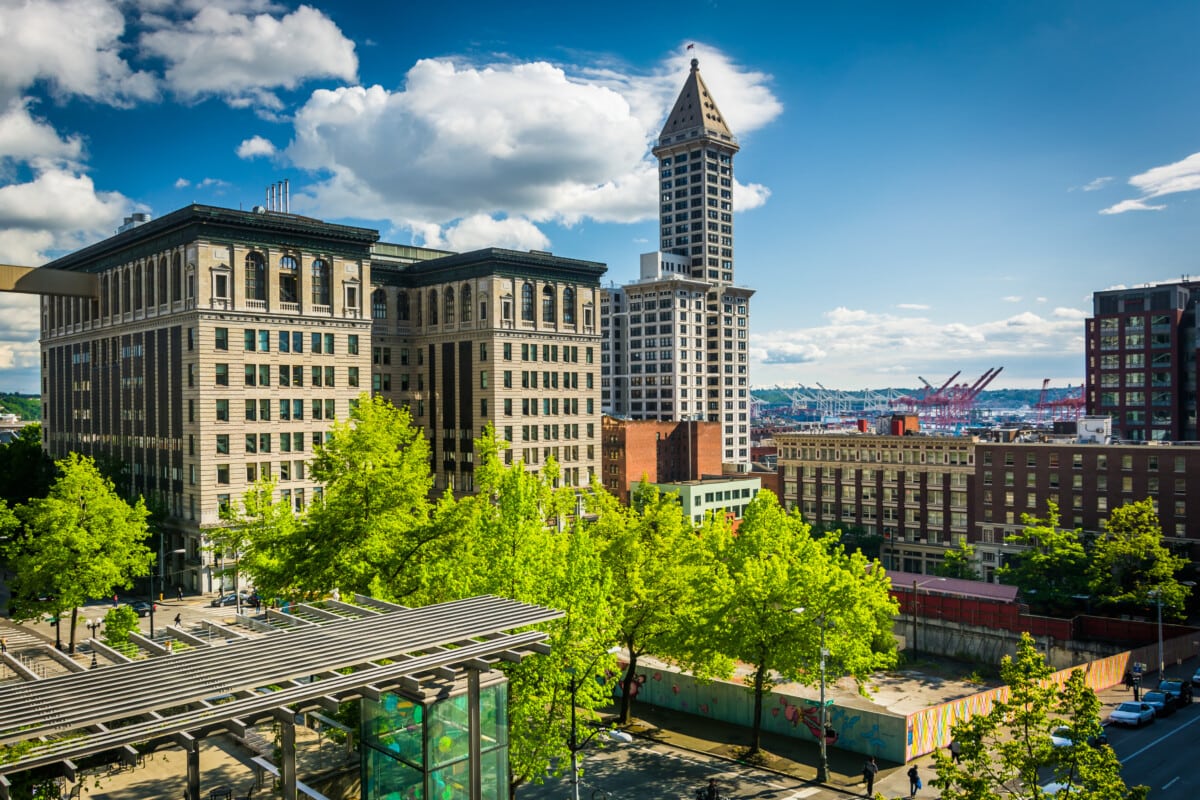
[364,745,424,800]
[428,760,470,800]
[364,695,425,769]
[428,694,471,767]
[481,747,508,800]
[480,683,508,748]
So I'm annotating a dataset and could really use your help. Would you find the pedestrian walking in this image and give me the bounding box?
[908,765,921,799]
[173,613,182,627]
[112,593,118,607]
[862,757,879,797]
[177,585,184,601]
[698,778,720,800]
[1,637,7,654]
[949,739,962,763]
[1123,671,1133,691]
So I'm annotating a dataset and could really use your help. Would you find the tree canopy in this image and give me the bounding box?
[699,491,898,755]
[4,453,153,653]
[1086,499,1189,619]
[999,503,1089,614]
[0,424,55,506]
[932,632,1146,800]
[937,539,981,580]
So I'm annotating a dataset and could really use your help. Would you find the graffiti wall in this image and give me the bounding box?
[616,661,910,763]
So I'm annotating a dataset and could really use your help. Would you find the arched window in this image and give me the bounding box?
[461,284,472,322]
[429,289,438,325]
[100,274,109,317]
[311,259,330,306]
[110,272,119,315]
[562,286,575,325]
[444,287,455,324]
[121,269,131,313]
[245,252,266,301]
[158,257,168,305]
[521,282,534,321]
[145,261,154,309]
[416,291,423,325]
[132,263,143,310]
[172,253,182,302]
[372,288,387,319]
[279,254,298,304]
[541,285,556,323]
[398,291,410,321]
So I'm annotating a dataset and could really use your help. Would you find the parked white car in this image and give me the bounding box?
[1108,701,1155,727]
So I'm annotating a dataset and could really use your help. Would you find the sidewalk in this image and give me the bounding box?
[625,704,931,799]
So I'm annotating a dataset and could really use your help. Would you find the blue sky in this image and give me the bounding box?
[2,0,1199,395]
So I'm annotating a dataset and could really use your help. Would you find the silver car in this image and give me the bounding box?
[1108,701,1155,727]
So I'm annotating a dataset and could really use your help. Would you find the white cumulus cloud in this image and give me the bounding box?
[1101,151,1200,214]
[0,0,157,107]
[752,306,1087,388]
[139,4,357,108]
[237,135,276,159]
[282,44,781,245]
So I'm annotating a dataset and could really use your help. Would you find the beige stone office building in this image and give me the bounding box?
[368,246,606,494]
[30,204,605,592]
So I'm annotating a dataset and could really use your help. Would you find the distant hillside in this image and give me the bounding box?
[752,388,1074,410]
[0,393,41,421]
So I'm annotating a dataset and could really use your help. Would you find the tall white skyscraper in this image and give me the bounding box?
[601,58,753,469]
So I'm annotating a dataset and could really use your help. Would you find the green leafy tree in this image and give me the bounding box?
[102,605,139,645]
[212,477,289,604]
[999,503,1088,614]
[5,453,153,653]
[1087,499,1189,620]
[446,438,616,799]
[937,540,981,580]
[590,480,721,723]
[932,632,1146,800]
[702,491,898,756]
[289,395,436,598]
[0,424,55,505]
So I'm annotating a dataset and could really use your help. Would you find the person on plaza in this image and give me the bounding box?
[700,778,720,800]
[949,739,962,763]
[1123,670,1134,691]
[174,613,182,627]
[862,756,879,796]
[112,593,118,607]
[177,585,184,602]
[908,764,921,799]
[1,637,6,654]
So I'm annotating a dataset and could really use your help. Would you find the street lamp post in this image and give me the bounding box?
[1154,590,1164,678]
[794,607,831,783]
[85,618,102,668]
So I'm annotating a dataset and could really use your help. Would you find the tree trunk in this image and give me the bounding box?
[750,666,765,755]
[68,607,79,654]
[619,650,640,724]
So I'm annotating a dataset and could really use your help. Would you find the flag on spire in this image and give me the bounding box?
[686,43,694,50]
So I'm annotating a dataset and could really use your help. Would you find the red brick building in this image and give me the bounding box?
[601,416,722,504]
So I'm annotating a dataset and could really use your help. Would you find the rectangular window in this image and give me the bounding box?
[215,327,228,350]
[244,364,256,386]
[245,399,256,421]
[348,366,359,387]
[348,334,359,355]
[245,434,257,454]
[258,330,270,352]
[215,363,229,386]
[325,399,335,419]
[324,366,335,386]
[293,331,303,352]
[324,333,335,354]
[215,399,229,421]
[312,332,322,353]
[244,329,256,351]
[215,434,229,454]
[279,331,290,352]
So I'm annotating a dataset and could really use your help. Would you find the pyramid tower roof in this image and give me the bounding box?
[657,58,736,146]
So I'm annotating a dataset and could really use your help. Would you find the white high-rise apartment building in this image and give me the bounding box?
[601,59,753,469]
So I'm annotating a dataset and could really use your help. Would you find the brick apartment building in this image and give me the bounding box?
[776,425,1200,580]
[600,415,721,504]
